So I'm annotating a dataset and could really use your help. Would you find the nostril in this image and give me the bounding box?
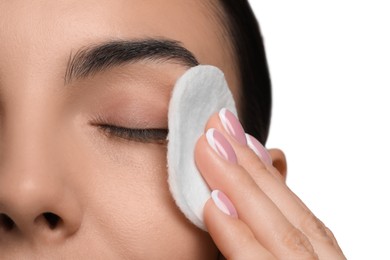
[0,213,15,231]
[42,212,61,229]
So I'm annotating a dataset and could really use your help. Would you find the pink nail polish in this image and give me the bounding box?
[219,108,247,145]
[246,134,272,165]
[206,128,237,163]
[211,190,238,218]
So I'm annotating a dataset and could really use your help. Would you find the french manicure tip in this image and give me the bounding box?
[206,128,237,163]
[211,190,238,218]
[245,134,272,165]
[219,108,247,145]
[206,128,217,154]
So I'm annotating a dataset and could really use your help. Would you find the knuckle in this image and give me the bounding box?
[300,212,334,245]
[324,226,344,251]
[283,227,318,259]
[324,226,337,242]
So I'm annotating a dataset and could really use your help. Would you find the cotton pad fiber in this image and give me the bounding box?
[167,65,237,230]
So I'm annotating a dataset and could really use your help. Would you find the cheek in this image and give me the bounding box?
[69,132,217,258]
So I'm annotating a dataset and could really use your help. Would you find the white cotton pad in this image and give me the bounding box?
[167,65,237,230]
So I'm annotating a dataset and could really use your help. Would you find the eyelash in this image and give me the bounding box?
[97,124,168,144]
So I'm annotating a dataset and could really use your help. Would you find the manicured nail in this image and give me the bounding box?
[211,190,238,218]
[219,108,247,145]
[206,128,237,163]
[246,134,272,165]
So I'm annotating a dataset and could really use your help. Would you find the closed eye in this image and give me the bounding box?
[97,124,168,144]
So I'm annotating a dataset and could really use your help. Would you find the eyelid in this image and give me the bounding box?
[97,124,168,144]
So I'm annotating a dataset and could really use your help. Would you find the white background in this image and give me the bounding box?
[248,1,390,259]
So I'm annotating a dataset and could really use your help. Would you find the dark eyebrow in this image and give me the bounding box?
[64,38,199,84]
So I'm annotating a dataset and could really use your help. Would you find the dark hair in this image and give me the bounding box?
[216,0,272,145]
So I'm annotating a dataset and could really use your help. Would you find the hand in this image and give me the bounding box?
[195,108,346,260]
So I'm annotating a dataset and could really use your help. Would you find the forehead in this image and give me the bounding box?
[0,1,213,58]
[0,0,233,74]
[0,0,239,95]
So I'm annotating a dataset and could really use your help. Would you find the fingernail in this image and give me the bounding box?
[245,134,272,165]
[219,108,247,145]
[206,128,237,163]
[211,190,238,218]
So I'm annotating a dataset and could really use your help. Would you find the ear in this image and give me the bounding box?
[268,148,287,182]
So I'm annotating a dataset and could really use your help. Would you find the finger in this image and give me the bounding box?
[204,110,284,183]
[195,131,317,259]
[204,191,276,260]
[205,109,346,259]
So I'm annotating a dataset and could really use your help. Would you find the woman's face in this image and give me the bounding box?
[0,0,240,258]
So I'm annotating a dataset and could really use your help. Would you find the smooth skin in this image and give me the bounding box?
[0,0,228,258]
[0,0,345,259]
[196,111,346,259]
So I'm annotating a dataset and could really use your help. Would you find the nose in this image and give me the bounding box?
[0,143,82,243]
[0,173,82,241]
